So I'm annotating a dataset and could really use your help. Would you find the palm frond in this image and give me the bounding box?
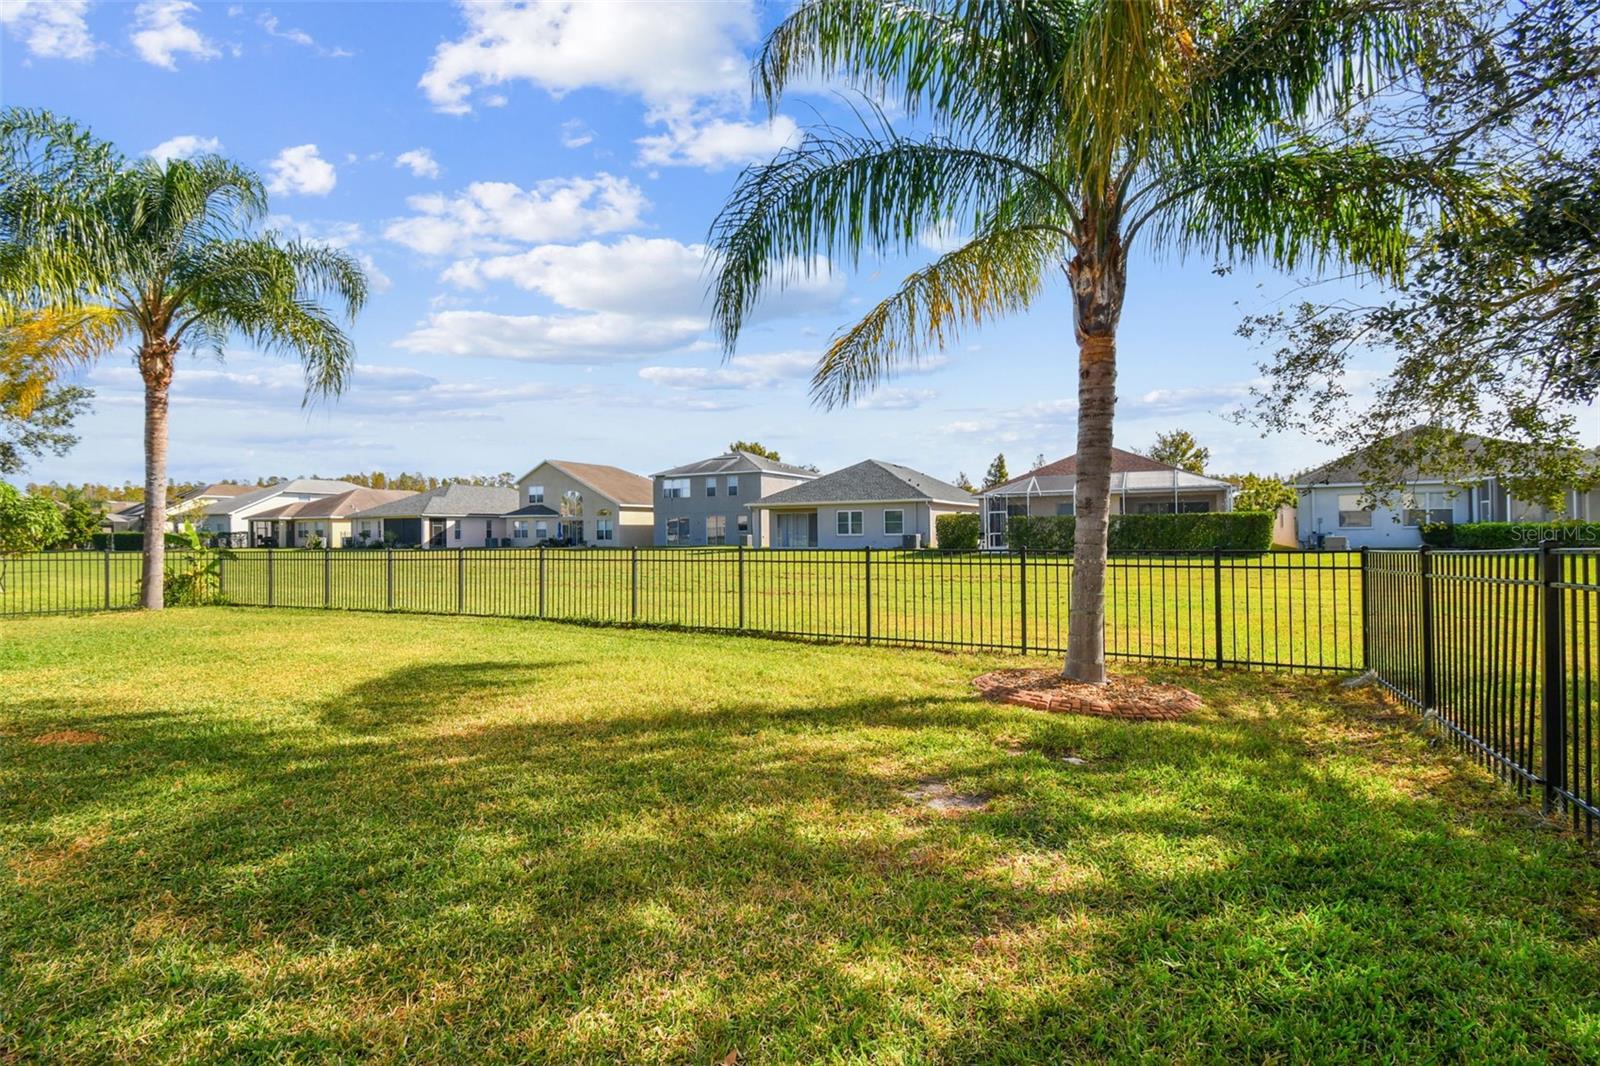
[709,129,1068,352]
[812,225,1059,407]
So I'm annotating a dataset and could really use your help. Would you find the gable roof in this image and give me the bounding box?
[989,449,1233,495]
[178,482,253,502]
[347,483,520,518]
[653,451,819,480]
[518,460,653,507]
[1292,427,1537,486]
[202,478,364,515]
[755,460,978,508]
[249,488,417,521]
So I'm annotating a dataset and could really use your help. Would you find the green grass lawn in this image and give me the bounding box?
[3,610,1597,1062]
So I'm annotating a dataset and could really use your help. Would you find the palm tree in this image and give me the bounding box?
[1,109,367,608]
[710,0,1482,682]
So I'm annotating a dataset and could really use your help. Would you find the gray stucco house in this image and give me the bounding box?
[652,451,818,546]
[750,460,979,549]
[1294,430,1600,548]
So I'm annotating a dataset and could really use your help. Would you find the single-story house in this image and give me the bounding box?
[191,479,364,543]
[652,450,817,546]
[346,484,521,548]
[511,460,654,547]
[1295,429,1600,549]
[750,460,979,549]
[244,488,416,548]
[981,449,1236,550]
[115,482,253,532]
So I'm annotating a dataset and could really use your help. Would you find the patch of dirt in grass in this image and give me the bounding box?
[901,777,989,814]
[974,669,1202,720]
[30,729,107,746]
[10,829,107,884]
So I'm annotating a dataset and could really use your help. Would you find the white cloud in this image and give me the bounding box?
[855,387,937,410]
[130,0,218,70]
[258,11,351,57]
[560,119,594,149]
[0,0,96,60]
[919,222,967,255]
[639,351,816,391]
[446,236,844,315]
[394,148,441,179]
[266,144,337,197]
[394,309,705,363]
[636,113,801,169]
[147,134,222,165]
[420,0,756,114]
[383,174,647,256]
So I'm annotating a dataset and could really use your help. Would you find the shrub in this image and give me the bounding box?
[1006,511,1275,552]
[161,523,233,606]
[935,512,981,551]
[1421,520,1600,549]
[91,531,191,550]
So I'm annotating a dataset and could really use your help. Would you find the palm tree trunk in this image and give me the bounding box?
[1064,332,1117,681]
[1064,242,1127,683]
[138,338,177,610]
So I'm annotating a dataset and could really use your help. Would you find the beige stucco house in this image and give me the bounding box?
[510,460,654,547]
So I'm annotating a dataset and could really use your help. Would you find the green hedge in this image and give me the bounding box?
[1006,511,1274,552]
[935,512,981,551]
[1420,520,1600,549]
[90,531,189,550]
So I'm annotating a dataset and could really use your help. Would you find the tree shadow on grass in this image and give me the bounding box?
[315,659,582,733]
[6,663,1600,1061]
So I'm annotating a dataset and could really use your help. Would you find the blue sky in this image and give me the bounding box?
[0,0,1506,486]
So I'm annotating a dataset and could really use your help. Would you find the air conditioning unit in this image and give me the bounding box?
[902,533,924,550]
[741,534,754,547]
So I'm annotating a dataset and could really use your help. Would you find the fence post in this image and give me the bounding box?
[630,547,639,621]
[1359,546,1371,671]
[737,545,746,630]
[323,547,331,608]
[1418,545,1435,710]
[1541,540,1567,814]
[385,548,394,611]
[104,547,112,610]
[864,546,873,645]
[1213,546,1224,669]
[538,546,546,619]
[1018,547,1028,655]
[457,547,466,613]
[267,548,275,607]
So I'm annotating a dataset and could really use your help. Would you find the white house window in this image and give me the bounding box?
[1337,494,1374,528]
[707,515,727,544]
[1056,501,1075,516]
[527,485,544,504]
[453,522,461,540]
[666,517,690,543]
[595,518,614,542]
[837,510,863,536]
[662,478,690,499]
[513,520,529,540]
[706,479,717,497]
[535,521,548,540]
[737,514,749,534]
[884,509,904,535]
[1402,491,1454,527]
[726,476,739,497]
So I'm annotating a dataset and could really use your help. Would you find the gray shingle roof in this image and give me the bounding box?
[348,484,520,518]
[755,460,977,508]
[504,503,560,518]
[653,451,818,479]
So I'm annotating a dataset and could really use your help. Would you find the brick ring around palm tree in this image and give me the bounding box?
[973,670,1202,721]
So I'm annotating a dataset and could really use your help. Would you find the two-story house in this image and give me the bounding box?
[509,460,654,547]
[652,451,819,547]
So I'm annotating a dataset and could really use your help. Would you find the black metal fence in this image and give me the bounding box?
[1366,544,1600,843]
[2,546,1363,670]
